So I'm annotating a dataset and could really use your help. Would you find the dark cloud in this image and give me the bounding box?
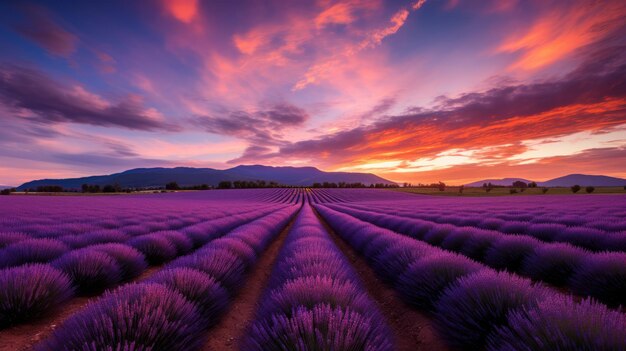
[0,65,179,131]
[231,45,626,165]
[14,5,78,57]
[194,102,309,144]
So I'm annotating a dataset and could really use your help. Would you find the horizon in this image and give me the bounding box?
[1,0,625,185]
[5,164,624,188]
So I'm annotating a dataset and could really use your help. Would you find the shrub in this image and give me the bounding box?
[498,221,529,234]
[36,284,205,351]
[210,237,257,266]
[434,270,546,349]
[0,264,73,328]
[52,249,122,295]
[569,252,626,308]
[571,184,581,193]
[261,276,373,316]
[0,239,69,268]
[149,268,229,323]
[81,230,130,247]
[459,230,500,261]
[91,243,148,280]
[509,189,517,194]
[487,296,626,351]
[371,241,431,283]
[484,236,541,273]
[128,234,178,264]
[158,231,193,255]
[0,232,28,249]
[440,228,473,252]
[480,218,505,231]
[170,248,246,293]
[423,224,456,246]
[521,243,586,286]
[396,254,483,311]
[541,187,549,194]
[526,223,566,241]
[586,186,595,193]
[244,305,393,351]
[555,227,606,251]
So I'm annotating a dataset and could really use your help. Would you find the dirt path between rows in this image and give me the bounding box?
[0,265,162,351]
[314,209,451,351]
[201,211,298,351]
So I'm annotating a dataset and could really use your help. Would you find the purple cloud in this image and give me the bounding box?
[14,5,78,57]
[194,103,309,144]
[0,65,179,131]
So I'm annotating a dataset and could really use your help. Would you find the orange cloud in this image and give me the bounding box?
[315,3,356,28]
[163,0,198,23]
[498,1,625,70]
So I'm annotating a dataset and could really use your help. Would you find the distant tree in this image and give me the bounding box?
[510,189,518,194]
[459,185,464,194]
[0,189,10,195]
[312,182,322,188]
[585,186,595,193]
[486,187,492,193]
[103,184,123,193]
[571,185,581,193]
[528,182,538,188]
[542,187,549,194]
[437,182,446,192]
[82,184,101,193]
[218,181,232,189]
[512,181,528,188]
[520,188,526,192]
[36,185,63,192]
[165,182,180,190]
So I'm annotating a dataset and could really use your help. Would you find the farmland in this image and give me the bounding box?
[0,189,625,350]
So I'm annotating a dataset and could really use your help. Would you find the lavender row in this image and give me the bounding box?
[0,188,301,238]
[315,204,626,350]
[0,203,289,329]
[324,203,626,308]
[243,203,394,350]
[339,201,626,250]
[35,204,299,350]
[310,188,626,232]
[0,203,286,269]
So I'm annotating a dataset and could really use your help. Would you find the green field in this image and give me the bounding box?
[391,186,626,197]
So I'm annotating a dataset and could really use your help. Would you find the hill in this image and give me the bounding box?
[465,178,533,187]
[17,165,396,190]
[465,174,626,187]
[538,174,626,187]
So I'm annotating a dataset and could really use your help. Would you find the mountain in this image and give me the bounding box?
[0,185,14,190]
[538,174,626,187]
[465,174,626,187]
[17,165,396,190]
[465,178,534,187]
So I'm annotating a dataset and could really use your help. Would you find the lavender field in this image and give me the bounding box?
[0,189,625,350]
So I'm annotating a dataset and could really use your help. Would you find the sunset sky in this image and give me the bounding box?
[1,0,625,186]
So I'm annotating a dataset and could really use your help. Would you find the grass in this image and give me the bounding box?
[391,187,626,197]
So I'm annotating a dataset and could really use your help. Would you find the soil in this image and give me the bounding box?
[201,213,297,351]
[0,265,162,351]
[315,209,452,351]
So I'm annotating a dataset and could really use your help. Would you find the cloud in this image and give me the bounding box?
[382,146,626,185]
[0,65,179,131]
[497,1,625,70]
[294,1,428,91]
[233,45,626,167]
[14,5,78,57]
[193,102,309,144]
[163,0,199,23]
